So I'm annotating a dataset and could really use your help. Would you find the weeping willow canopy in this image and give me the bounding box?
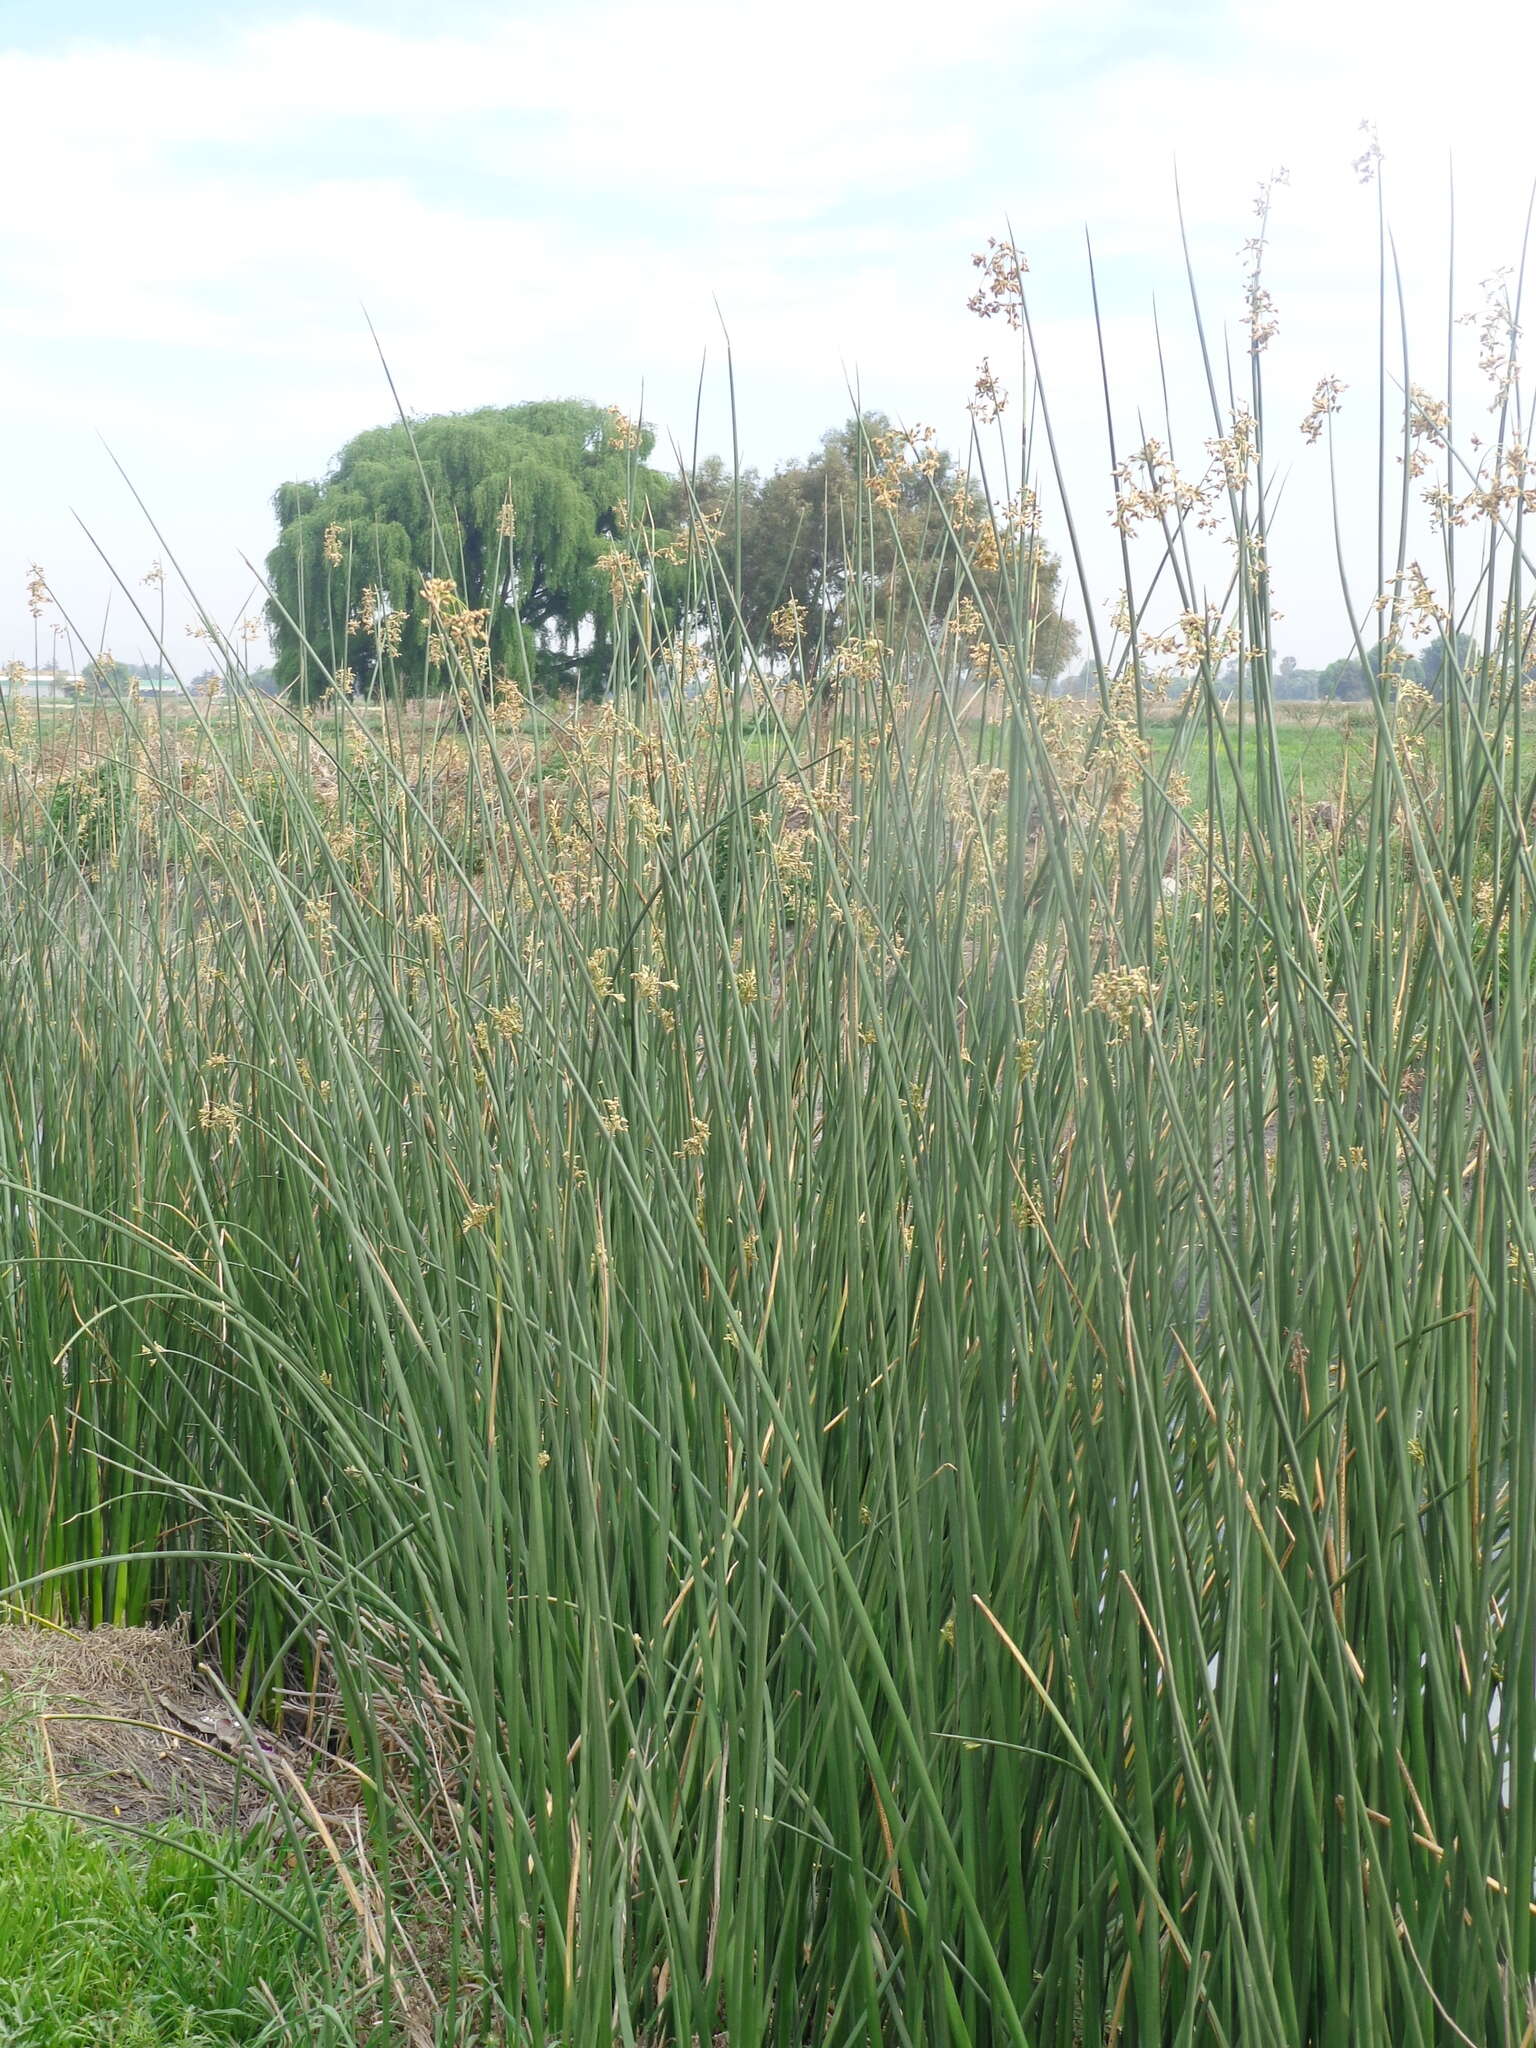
[266,400,677,698]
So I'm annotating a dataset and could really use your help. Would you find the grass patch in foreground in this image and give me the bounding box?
[0,1816,351,2046]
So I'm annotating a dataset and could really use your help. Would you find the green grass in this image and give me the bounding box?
[1149,705,1375,809]
[966,699,1380,815]
[0,1818,350,2046]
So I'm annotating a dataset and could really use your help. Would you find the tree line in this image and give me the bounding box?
[264,399,1077,699]
[1054,637,1484,704]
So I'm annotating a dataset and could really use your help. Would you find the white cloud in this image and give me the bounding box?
[1,0,1533,661]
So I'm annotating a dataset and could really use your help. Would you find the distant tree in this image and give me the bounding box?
[733,415,1077,683]
[80,655,135,693]
[1321,647,1377,702]
[1320,641,1429,702]
[675,452,741,531]
[1270,655,1326,700]
[266,402,680,700]
[1416,629,1477,701]
[1319,654,1363,701]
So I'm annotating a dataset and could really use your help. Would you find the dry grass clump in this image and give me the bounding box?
[0,1618,282,1828]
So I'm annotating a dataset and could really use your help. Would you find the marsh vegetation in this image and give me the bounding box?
[2,212,1535,2044]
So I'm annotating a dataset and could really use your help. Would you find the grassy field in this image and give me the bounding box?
[1147,703,1378,808]
[3,285,1535,2043]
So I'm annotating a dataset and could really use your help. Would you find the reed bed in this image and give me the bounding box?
[2,235,1534,2044]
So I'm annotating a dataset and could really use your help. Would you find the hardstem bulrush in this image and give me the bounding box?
[2,181,1534,2045]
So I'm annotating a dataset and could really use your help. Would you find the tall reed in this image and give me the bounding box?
[2,216,1533,2044]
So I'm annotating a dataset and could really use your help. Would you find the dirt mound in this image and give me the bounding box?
[0,1619,290,1830]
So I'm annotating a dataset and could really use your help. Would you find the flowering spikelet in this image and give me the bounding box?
[604,407,644,453]
[491,673,526,731]
[348,585,406,658]
[967,237,1028,329]
[420,576,490,678]
[1406,386,1449,476]
[769,598,808,649]
[631,963,677,1015]
[1301,377,1346,445]
[596,547,643,606]
[1459,269,1520,410]
[676,1117,710,1159]
[656,506,723,568]
[969,358,1007,423]
[1352,120,1382,185]
[1089,966,1153,1035]
[822,635,886,691]
[587,948,623,1002]
[1240,168,1287,355]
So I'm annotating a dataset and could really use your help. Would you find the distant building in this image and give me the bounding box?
[7,669,85,698]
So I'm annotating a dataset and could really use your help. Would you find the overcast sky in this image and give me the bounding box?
[2,0,1533,671]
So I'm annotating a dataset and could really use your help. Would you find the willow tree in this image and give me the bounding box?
[266,401,679,698]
